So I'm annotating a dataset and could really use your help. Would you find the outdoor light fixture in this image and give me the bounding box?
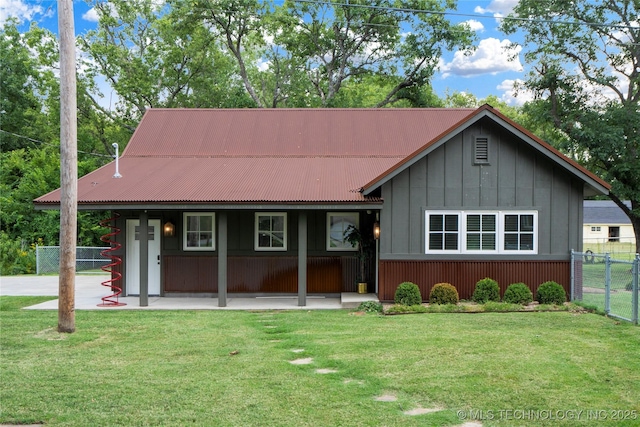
[163,221,175,237]
[373,222,380,240]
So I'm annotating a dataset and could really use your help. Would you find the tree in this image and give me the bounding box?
[502,0,640,253]
[187,0,475,108]
[81,0,252,124]
[0,20,46,151]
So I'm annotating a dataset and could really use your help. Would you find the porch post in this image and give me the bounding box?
[298,212,307,306]
[218,212,227,307]
[139,211,149,307]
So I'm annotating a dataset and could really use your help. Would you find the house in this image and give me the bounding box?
[35,105,610,305]
[583,200,635,247]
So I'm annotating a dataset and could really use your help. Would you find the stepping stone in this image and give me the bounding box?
[460,422,483,427]
[315,368,338,374]
[403,407,443,416]
[268,339,282,343]
[375,394,397,402]
[289,357,313,365]
[343,379,364,385]
[290,349,305,353]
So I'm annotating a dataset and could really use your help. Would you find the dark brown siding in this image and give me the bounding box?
[162,255,358,293]
[164,256,218,293]
[379,260,570,302]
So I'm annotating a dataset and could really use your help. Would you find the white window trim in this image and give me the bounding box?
[462,211,499,255]
[326,212,359,251]
[500,211,538,254]
[425,211,462,254]
[183,212,215,251]
[255,212,287,251]
[425,210,538,254]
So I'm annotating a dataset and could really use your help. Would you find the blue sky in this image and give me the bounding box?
[2,0,532,106]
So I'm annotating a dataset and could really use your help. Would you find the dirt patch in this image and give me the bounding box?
[34,328,68,341]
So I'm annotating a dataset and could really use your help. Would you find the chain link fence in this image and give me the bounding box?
[36,245,111,275]
[571,250,639,324]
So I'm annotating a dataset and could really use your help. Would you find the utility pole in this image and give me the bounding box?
[58,0,77,333]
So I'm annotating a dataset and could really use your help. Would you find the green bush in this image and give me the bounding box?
[356,300,383,314]
[503,282,533,305]
[536,281,566,305]
[429,283,459,305]
[385,304,428,314]
[394,282,422,306]
[472,277,500,303]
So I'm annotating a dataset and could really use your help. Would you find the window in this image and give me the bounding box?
[466,214,496,251]
[591,226,601,232]
[426,213,460,251]
[425,210,537,254]
[503,213,535,251]
[255,213,287,251]
[327,212,359,251]
[183,213,215,251]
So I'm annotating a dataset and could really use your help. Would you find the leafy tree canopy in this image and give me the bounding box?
[502,0,640,252]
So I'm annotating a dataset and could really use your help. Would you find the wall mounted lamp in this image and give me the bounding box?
[163,221,175,237]
[373,222,380,240]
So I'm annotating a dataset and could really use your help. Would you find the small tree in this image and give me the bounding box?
[344,225,374,283]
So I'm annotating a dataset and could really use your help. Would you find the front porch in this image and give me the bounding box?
[1,275,378,310]
[26,292,378,311]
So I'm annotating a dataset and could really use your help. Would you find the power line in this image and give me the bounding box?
[293,0,640,31]
[0,129,113,158]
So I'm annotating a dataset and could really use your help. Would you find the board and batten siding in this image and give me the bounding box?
[381,119,584,258]
[379,119,583,300]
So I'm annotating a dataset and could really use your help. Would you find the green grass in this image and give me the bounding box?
[1,297,639,426]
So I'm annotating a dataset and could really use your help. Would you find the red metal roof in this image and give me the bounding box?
[34,107,608,207]
[35,108,475,206]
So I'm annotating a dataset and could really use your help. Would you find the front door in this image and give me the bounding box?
[126,219,161,295]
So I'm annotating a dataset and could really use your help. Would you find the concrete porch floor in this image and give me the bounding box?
[0,275,378,310]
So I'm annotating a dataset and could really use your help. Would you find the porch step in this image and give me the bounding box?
[341,292,379,309]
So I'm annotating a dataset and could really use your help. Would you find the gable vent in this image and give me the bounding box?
[474,136,489,164]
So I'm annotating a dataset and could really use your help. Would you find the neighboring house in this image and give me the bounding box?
[583,200,635,246]
[35,106,610,305]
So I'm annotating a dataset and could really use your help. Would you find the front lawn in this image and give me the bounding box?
[1,297,639,426]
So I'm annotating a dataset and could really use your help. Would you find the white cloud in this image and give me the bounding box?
[497,79,534,106]
[474,0,518,16]
[440,38,522,78]
[82,7,100,23]
[462,19,484,32]
[0,0,44,25]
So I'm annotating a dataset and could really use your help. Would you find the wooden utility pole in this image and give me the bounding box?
[58,0,77,333]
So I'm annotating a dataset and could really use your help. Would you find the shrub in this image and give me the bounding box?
[536,281,566,305]
[385,304,428,314]
[429,283,459,305]
[394,282,422,306]
[356,300,383,314]
[472,277,500,303]
[503,282,533,305]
